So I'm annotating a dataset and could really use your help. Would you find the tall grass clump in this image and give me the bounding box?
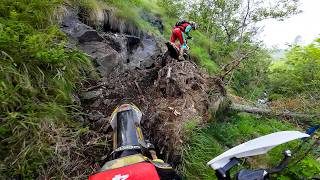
[116,0,164,34]
[77,0,107,27]
[181,113,320,179]
[82,0,163,34]
[0,0,95,178]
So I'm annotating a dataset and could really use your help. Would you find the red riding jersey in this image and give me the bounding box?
[170,22,192,50]
[89,162,160,180]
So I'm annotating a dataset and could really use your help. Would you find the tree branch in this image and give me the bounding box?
[237,0,251,53]
[218,46,259,81]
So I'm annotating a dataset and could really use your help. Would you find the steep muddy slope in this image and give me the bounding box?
[54,8,227,177]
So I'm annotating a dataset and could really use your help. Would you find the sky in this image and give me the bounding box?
[258,0,320,49]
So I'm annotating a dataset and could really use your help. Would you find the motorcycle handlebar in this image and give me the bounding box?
[267,150,292,174]
[216,150,292,180]
[215,158,240,180]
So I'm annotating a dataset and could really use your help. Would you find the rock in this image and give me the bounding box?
[103,33,123,52]
[60,9,161,77]
[101,33,159,70]
[125,35,141,52]
[77,30,104,43]
[80,41,121,76]
[103,99,112,105]
[128,35,160,69]
[61,14,103,43]
[102,33,129,65]
[81,89,103,100]
[77,115,86,124]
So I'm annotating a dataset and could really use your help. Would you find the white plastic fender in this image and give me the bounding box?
[207,131,309,170]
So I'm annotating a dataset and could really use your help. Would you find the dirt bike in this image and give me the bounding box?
[89,103,180,180]
[89,103,318,180]
[164,42,190,61]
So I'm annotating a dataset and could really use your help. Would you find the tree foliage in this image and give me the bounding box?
[267,39,320,114]
[184,0,300,56]
[269,39,320,97]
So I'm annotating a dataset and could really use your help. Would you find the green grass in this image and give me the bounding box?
[181,129,225,179]
[0,0,96,178]
[188,27,220,75]
[162,16,218,75]
[182,117,201,138]
[181,112,320,179]
[190,46,219,75]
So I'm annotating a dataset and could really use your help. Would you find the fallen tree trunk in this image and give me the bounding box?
[230,103,320,121]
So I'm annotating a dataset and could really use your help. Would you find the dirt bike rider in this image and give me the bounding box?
[170,20,197,61]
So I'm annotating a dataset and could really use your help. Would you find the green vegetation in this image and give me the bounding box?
[181,113,320,179]
[189,31,219,74]
[158,0,301,97]
[1,0,319,179]
[155,1,220,73]
[97,0,221,73]
[79,0,219,74]
[174,0,320,176]
[268,40,320,114]
[231,49,271,100]
[269,39,320,96]
[0,0,223,178]
[0,0,95,178]
[191,46,219,75]
[77,0,163,34]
